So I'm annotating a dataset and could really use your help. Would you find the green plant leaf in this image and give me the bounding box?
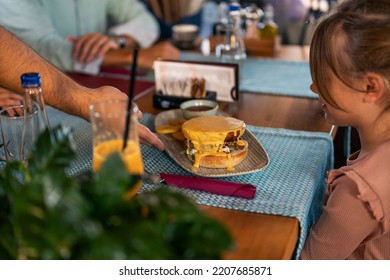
[28,126,75,175]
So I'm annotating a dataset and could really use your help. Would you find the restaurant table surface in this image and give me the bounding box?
[0,45,334,260]
[122,45,335,259]
[140,114,333,259]
[0,106,333,259]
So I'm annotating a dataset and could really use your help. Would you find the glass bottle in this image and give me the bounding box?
[216,2,246,62]
[20,73,51,160]
[227,2,246,61]
[21,72,50,130]
[217,1,229,26]
[244,4,263,39]
[258,3,278,40]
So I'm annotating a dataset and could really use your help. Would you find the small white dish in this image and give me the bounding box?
[180,99,218,119]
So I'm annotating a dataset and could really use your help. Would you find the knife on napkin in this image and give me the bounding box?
[145,172,256,199]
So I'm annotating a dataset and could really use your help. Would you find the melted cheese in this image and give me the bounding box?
[182,116,246,170]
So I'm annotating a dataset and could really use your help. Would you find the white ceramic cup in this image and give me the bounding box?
[172,24,199,45]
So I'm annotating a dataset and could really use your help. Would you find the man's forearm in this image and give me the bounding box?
[0,27,94,119]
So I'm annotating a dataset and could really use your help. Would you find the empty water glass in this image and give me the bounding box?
[0,103,44,163]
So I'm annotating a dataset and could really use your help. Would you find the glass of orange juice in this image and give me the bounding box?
[89,99,144,199]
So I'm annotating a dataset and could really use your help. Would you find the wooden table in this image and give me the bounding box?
[133,45,334,260]
[135,89,334,137]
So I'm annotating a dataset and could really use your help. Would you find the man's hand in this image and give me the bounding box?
[81,38,180,70]
[69,32,118,64]
[138,123,164,151]
[0,87,24,116]
[137,41,180,69]
[87,86,164,151]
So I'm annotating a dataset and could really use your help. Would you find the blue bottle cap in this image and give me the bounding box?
[229,3,241,12]
[21,72,41,87]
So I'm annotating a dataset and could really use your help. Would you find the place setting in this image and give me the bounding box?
[153,103,269,178]
[148,59,269,179]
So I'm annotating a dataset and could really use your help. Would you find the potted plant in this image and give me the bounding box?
[0,127,233,259]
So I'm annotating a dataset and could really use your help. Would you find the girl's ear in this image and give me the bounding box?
[363,72,385,103]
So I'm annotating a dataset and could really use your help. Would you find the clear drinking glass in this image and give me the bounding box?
[0,103,43,163]
[215,23,246,63]
[89,99,144,199]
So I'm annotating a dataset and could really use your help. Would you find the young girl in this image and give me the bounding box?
[300,0,390,259]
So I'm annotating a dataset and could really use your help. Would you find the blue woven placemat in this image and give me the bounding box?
[177,52,317,99]
[240,58,315,98]
[0,108,333,259]
[44,107,93,176]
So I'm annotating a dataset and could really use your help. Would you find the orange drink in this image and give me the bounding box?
[93,139,143,174]
[89,99,143,200]
[93,139,144,200]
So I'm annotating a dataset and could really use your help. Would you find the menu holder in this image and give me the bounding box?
[153,60,239,110]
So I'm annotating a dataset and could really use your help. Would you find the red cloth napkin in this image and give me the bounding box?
[160,173,256,199]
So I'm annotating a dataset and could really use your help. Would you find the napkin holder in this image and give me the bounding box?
[153,60,239,110]
[153,90,217,110]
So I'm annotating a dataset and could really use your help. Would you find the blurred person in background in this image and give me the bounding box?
[0,0,180,75]
[141,0,205,40]
[268,0,308,44]
[269,0,337,45]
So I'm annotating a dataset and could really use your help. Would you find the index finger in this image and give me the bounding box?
[138,124,164,151]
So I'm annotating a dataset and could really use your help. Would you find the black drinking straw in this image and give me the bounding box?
[122,48,139,150]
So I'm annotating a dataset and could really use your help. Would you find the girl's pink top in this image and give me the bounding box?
[300,141,390,259]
